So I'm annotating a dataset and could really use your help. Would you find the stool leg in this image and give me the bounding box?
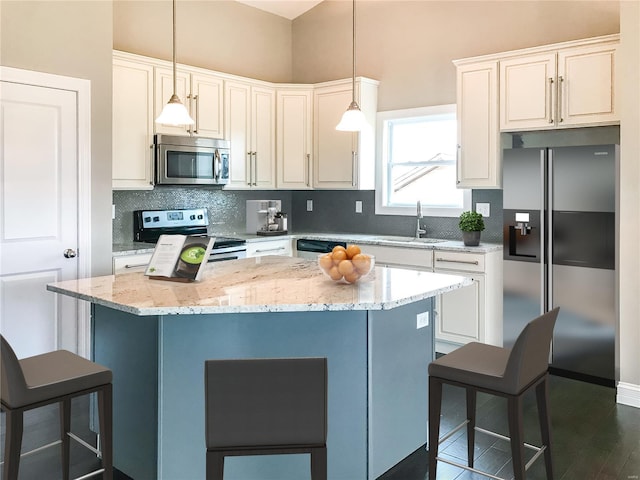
[3,408,23,480]
[466,388,476,468]
[310,446,327,480]
[536,376,554,480]
[428,376,443,480]
[98,384,113,480]
[507,395,526,480]
[206,451,225,480]
[60,399,71,480]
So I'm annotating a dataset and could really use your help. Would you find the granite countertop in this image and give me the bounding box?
[113,233,502,256]
[48,256,471,316]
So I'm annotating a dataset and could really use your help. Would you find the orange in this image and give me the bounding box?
[328,266,343,281]
[352,254,371,274]
[345,244,361,259]
[337,259,355,276]
[332,249,347,263]
[318,254,333,272]
[343,271,361,283]
[332,245,347,254]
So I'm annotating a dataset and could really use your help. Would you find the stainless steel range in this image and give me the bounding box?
[133,208,246,262]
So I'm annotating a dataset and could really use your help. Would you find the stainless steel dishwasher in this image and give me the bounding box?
[295,239,347,259]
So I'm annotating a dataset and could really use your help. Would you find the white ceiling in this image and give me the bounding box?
[234,0,324,20]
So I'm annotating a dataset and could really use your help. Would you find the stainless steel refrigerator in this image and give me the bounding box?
[503,143,617,386]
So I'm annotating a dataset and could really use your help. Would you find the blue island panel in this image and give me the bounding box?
[158,310,368,480]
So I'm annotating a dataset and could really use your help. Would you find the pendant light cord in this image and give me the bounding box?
[172,0,177,96]
[351,0,356,103]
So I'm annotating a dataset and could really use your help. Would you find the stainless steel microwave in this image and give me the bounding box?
[154,134,230,186]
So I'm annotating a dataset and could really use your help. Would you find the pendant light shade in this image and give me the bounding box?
[336,0,366,132]
[156,0,194,127]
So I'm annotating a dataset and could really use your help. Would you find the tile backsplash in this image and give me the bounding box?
[113,188,503,244]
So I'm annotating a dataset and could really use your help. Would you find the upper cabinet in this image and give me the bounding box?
[276,87,313,189]
[112,50,378,191]
[454,61,500,189]
[112,52,154,190]
[454,34,619,189]
[155,66,224,138]
[225,80,276,189]
[313,78,378,190]
[500,38,618,131]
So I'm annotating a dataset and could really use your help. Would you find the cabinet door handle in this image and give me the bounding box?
[557,76,564,123]
[247,152,252,186]
[124,262,148,269]
[193,94,199,133]
[435,257,479,266]
[252,152,258,186]
[352,151,357,187]
[255,246,286,253]
[186,94,193,134]
[548,77,554,124]
[456,144,461,184]
[306,153,311,187]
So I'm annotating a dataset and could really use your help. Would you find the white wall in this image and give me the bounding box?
[617,0,640,407]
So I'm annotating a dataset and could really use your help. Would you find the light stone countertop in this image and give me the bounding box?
[49,256,471,316]
[113,233,502,256]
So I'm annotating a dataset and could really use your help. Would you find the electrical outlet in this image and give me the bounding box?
[306,200,313,212]
[417,312,429,329]
[355,201,363,213]
[476,203,490,217]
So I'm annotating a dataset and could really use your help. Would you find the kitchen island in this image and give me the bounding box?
[47,256,470,480]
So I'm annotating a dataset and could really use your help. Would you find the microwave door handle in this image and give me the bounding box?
[213,150,220,182]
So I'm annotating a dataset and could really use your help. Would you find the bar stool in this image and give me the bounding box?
[428,308,559,480]
[0,335,113,480]
[204,357,327,480]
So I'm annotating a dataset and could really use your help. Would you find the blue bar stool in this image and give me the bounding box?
[204,357,327,480]
[428,308,559,480]
[0,335,113,480]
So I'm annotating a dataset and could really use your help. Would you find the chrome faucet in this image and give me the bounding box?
[416,201,426,238]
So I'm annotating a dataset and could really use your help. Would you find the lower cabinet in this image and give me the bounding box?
[433,250,502,353]
[246,238,292,258]
[363,244,433,270]
[113,253,153,274]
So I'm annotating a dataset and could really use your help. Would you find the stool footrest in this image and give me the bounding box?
[437,419,469,445]
[74,468,105,480]
[68,431,101,457]
[435,456,507,480]
[473,426,542,452]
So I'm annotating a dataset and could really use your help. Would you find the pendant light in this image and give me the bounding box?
[155,0,194,126]
[336,0,366,132]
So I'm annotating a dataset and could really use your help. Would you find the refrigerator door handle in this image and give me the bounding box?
[548,149,554,310]
[540,149,546,315]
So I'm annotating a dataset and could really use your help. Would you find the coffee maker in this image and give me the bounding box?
[246,200,288,236]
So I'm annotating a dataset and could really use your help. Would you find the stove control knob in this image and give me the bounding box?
[63,249,77,259]
[190,215,196,220]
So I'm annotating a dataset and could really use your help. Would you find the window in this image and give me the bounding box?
[375,104,470,217]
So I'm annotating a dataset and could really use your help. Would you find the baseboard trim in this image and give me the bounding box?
[616,382,640,408]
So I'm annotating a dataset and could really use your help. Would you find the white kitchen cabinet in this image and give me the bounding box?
[312,78,378,190]
[454,60,500,189]
[246,238,292,258]
[433,250,502,353]
[500,36,619,131]
[112,53,155,190]
[113,253,153,274]
[155,66,224,138]
[276,88,313,189]
[225,80,276,189]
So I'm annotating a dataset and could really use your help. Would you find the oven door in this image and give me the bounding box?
[156,144,229,185]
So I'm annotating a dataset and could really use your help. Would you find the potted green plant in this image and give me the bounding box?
[459,211,485,246]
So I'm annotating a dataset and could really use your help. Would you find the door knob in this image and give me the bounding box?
[63,249,77,258]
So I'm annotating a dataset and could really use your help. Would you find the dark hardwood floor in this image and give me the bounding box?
[380,374,640,480]
[2,375,639,479]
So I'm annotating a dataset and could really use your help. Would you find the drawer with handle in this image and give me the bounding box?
[113,253,153,274]
[433,251,485,273]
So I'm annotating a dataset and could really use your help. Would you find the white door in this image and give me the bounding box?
[0,74,85,358]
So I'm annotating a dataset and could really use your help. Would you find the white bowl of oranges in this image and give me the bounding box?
[317,244,374,284]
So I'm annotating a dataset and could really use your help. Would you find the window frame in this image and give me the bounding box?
[374,104,471,217]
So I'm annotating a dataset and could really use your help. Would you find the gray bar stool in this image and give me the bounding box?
[428,308,559,480]
[0,335,113,480]
[204,357,328,480]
